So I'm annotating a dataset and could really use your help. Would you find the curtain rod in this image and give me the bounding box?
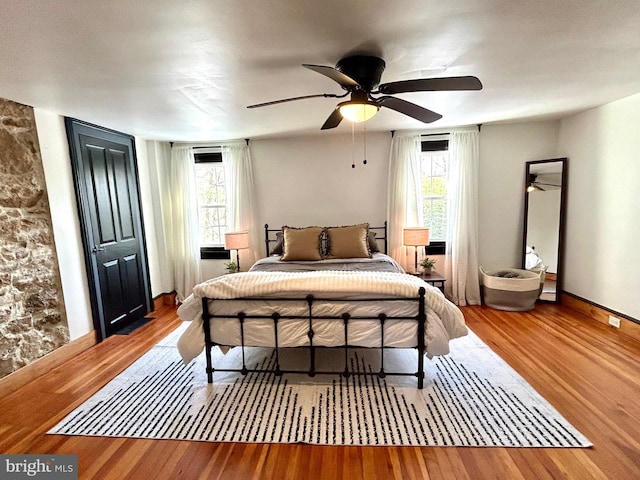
[176,139,250,149]
[422,124,482,136]
[391,130,450,137]
[392,124,482,138]
[390,131,451,138]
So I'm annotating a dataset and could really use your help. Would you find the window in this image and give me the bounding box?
[194,151,230,259]
[421,139,448,254]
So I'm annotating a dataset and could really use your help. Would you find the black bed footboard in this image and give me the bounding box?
[201,286,427,389]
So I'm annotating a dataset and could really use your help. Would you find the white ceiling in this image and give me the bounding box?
[2,1,639,142]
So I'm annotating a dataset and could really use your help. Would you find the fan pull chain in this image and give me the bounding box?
[351,122,356,168]
[363,122,368,165]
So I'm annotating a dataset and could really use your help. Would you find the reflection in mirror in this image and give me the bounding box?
[522,158,567,303]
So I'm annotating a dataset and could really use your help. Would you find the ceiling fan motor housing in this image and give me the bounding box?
[336,55,386,91]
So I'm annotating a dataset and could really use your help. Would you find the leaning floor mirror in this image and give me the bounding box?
[522,157,568,303]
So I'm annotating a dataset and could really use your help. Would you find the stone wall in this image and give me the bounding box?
[0,97,69,379]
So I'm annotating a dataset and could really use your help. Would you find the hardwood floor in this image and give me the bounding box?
[1,303,639,479]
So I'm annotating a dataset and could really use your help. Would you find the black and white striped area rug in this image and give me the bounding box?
[49,325,591,447]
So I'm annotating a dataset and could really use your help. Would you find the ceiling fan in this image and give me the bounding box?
[247,54,483,130]
[527,174,561,192]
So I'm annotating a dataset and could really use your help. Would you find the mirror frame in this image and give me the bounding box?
[522,157,568,303]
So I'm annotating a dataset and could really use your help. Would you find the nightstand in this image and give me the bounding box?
[414,271,446,293]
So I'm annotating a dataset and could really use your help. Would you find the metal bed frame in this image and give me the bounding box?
[201,289,427,389]
[263,221,388,258]
[201,222,428,389]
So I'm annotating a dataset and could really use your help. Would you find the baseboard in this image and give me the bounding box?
[562,292,640,341]
[153,291,176,311]
[0,330,98,398]
[1,294,177,397]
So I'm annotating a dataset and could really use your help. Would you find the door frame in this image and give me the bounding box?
[65,118,153,341]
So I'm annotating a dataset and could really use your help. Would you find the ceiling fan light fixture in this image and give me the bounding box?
[338,101,379,123]
[527,174,540,192]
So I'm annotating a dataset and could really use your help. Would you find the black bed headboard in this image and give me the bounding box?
[263,222,388,257]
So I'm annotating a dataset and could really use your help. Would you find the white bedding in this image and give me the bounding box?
[177,271,467,363]
[249,252,404,273]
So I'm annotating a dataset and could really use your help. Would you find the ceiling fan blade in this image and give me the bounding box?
[377,96,442,123]
[378,76,483,94]
[303,64,361,89]
[320,107,343,130]
[247,93,344,109]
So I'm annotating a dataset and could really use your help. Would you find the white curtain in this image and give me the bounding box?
[145,140,174,295]
[170,146,201,302]
[222,143,261,269]
[444,131,481,305]
[386,132,423,272]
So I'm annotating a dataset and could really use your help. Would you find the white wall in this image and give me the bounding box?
[202,125,563,278]
[33,94,640,342]
[34,109,93,339]
[477,121,560,269]
[558,92,640,319]
[200,132,392,276]
[251,132,392,229]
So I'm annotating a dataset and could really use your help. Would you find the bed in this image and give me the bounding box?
[177,222,466,389]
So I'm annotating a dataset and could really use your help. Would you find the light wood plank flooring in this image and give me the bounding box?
[1,303,639,479]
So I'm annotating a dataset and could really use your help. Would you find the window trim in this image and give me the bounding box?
[195,151,229,259]
[200,246,231,260]
[425,241,446,256]
[194,151,222,163]
[421,138,449,249]
[421,139,449,152]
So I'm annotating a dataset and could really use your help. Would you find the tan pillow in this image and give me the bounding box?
[325,223,371,259]
[281,226,324,261]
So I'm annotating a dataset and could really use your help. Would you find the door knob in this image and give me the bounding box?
[91,245,107,253]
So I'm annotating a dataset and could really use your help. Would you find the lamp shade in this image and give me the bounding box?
[224,231,249,250]
[403,227,430,246]
[339,101,379,123]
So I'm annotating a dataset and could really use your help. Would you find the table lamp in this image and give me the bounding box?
[224,231,249,272]
[402,227,430,274]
